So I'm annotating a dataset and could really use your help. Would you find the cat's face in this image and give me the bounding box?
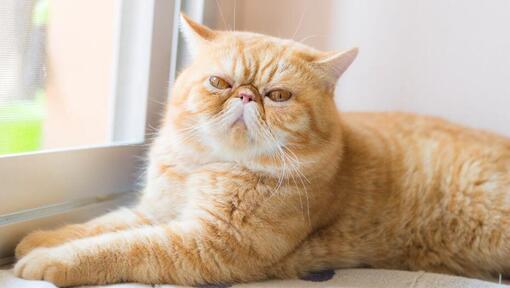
[166,14,357,163]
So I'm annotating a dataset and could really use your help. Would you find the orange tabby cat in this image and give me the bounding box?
[14,14,510,287]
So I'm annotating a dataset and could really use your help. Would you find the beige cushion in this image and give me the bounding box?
[0,268,507,288]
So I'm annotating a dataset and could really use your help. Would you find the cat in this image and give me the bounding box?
[14,13,510,287]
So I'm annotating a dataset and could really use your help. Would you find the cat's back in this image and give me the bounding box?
[342,112,510,173]
[341,111,510,196]
[327,112,510,276]
[343,111,510,148]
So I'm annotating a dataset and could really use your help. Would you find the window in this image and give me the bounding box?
[0,0,180,264]
[0,0,237,265]
[1,0,137,155]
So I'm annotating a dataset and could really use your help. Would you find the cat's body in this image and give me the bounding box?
[14,15,510,286]
[280,112,510,278]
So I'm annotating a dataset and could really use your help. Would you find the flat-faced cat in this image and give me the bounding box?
[14,14,510,287]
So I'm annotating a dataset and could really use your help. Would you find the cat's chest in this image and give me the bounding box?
[153,161,264,197]
[148,161,295,220]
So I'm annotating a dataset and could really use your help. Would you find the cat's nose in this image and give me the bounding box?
[236,85,260,104]
[239,93,255,104]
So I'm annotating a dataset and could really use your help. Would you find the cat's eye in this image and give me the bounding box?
[266,90,292,102]
[209,76,231,89]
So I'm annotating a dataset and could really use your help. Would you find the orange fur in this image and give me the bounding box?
[14,14,510,286]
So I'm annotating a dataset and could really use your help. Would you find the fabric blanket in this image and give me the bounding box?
[0,268,507,288]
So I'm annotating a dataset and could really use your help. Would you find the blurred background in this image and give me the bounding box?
[1,0,509,156]
[0,0,116,155]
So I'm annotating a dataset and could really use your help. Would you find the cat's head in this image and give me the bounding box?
[163,14,357,168]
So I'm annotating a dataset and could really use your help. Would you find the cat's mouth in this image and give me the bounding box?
[224,102,260,139]
[232,118,246,128]
[230,114,249,133]
[229,105,248,130]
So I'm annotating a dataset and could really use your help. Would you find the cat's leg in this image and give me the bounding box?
[14,217,307,287]
[271,227,366,279]
[15,207,152,259]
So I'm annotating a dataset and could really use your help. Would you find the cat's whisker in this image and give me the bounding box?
[258,123,286,195]
[282,146,311,184]
[257,123,307,220]
[277,145,311,224]
[271,146,286,193]
[257,125,311,224]
[177,106,235,143]
[291,2,307,40]
[233,0,237,31]
[298,34,328,45]
[283,153,305,220]
[178,103,240,144]
[215,0,230,31]
[148,97,168,107]
[178,112,225,133]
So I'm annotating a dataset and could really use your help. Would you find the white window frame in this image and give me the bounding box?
[0,0,182,263]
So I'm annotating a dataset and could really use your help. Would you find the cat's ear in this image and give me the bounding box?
[180,13,217,56]
[312,47,358,85]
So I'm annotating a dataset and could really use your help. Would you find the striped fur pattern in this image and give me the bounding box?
[14,14,510,287]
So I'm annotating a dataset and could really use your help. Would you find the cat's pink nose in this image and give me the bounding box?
[239,93,255,104]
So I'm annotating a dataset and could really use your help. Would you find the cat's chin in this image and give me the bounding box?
[212,129,273,160]
[225,126,251,149]
[231,118,247,130]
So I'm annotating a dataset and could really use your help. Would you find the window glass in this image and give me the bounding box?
[0,0,130,155]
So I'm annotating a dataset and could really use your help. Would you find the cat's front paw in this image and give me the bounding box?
[14,247,79,287]
[15,230,65,259]
[15,231,51,259]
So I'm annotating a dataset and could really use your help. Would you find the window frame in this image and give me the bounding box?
[0,0,181,262]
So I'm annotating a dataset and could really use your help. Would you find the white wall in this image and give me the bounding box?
[210,0,510,136]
